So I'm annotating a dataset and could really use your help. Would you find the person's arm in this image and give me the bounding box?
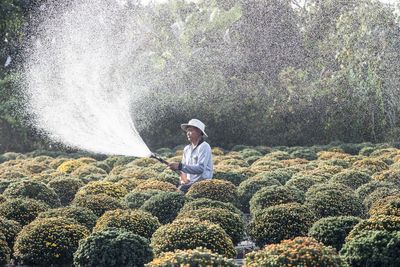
[180,145,211,174]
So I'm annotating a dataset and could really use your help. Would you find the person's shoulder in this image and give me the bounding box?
[200,141,211,151]
[183,144,191,151]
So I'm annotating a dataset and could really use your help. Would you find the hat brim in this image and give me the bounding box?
[181,124,208,137]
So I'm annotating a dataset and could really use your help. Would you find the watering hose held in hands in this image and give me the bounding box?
[150,153,181,174]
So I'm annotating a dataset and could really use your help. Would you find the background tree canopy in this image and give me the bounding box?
[1,0,400,152]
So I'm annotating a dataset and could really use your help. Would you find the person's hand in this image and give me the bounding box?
[168,162,180,171]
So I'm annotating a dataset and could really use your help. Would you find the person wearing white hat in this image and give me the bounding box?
[168,119,213,193]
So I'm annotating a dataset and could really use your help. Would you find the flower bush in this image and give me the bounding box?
[75,181,128,200]
[346,215,400,240]
[340,230,400,267]
[93,209,160,239]
[249,185,304,215]
[305,183,365,219]
[73,193,123,217]
[245,237,347,267]
[212,171,247,186]
[362,187,400,210]
[122,190,163,209]
[290,148,317,160]
[0,216,21,249]
[37,206,98,230]
[3,180,61,208]
[369,195,400,216]
[0,198,49,226]
[352,158,389,174]
[73,228,153,267]
[372,168,400,187]
[180,198,242,216]
[285,174,328,192]
[248,203,316,247]
[0,233,10,266]
[71,164,107,179]
[331,170,371,189]
[237,176,281,213]
[186,180,238,205]
[355,180,397,200]
[47,176,85,206]
[13,217,89,266]
[135,179,178,192]
[146,247,236,267]
[177,207,245,245]
[57,160,87,174]
[150,218,236,258]
[141,191,186,224]
[156,171,180,187]
[308,216,361,250]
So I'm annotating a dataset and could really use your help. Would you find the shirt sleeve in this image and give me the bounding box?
[181,144,211,175]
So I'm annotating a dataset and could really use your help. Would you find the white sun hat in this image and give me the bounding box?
[181,119,208,137]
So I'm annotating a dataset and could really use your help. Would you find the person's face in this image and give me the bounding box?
[186,126,202,142]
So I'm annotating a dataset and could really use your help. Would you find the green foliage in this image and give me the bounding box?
[135,179,178,192]
[245,237,347,267]
[75,181,128,200]
[285,174,328,192]
[180,198,241,216]
[0,198,49,226]
[150,218,236,258]
[305,183,365,218]
[141,191,186,224]
[362,187,400,210]
[93,209,160,239]
[0,216,21,249]
[331,170,371,189]
[237,175,281,213]
[147,247,236,267]
[340,230,400,267]
[122,190,162,209]
[369,195,400,216]
[14,217,89,266]
[72,194,123,217]
[3,180,61,208]
[37,206,98,230]
[346,215,400,241]
[308,216,361,251]
[355,180,397,200]
[177,207,245,245]
[290,148,317,160]
[73,228,153,267]
[186,180,238,205]
[249,185,304,215]
[0,233,10,267]
[212,171,246,186]
[47,176,85,206]
[248,203,316,247]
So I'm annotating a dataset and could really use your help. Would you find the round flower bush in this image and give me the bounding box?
[180,198,242,216]
[147,247,236,267]
[308,216,362,251]
[57,160,87,174]
[37,206,98,230]
[0,216,21,249]
[156,171,180,187]
[3,180,61,208]
[122,190,162,209]
[290,148,318,160]
[135,179,178,192]
[331,170,372,189]
[285,174,328,192]
[372,168,400,187]
[245,237,347,267]
[355,180,397,200]
[212,171,247,186]
[177,207,245,245]
[186,180,238,205]
[352,158,389,174]
[73,193,123,217]
[93,209,160,239]
[0,233,10,266]
[0,198,49,226]
[346,215,400,241]
[150,218,236,258]
[71,164,107,179]
[249,185,304,215]
[75,181,128,200]
[305,183,365,219]
[141,191,186,224]
[13,217,89,266]
[47,176,85,206]
[248,203,316,247]
[369,195,400,216]
[340,230,400,267]
[73,228,153,267]
[362,187,400,210]
[237,176,281,213]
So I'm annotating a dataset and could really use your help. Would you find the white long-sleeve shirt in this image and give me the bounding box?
[181,140,213,185]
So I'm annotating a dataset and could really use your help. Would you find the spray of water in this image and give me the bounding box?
[23,0,157,157]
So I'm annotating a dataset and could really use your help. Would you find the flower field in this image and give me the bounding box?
[0,142,399,266]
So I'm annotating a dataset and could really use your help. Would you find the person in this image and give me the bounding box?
[168,119,213,193]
